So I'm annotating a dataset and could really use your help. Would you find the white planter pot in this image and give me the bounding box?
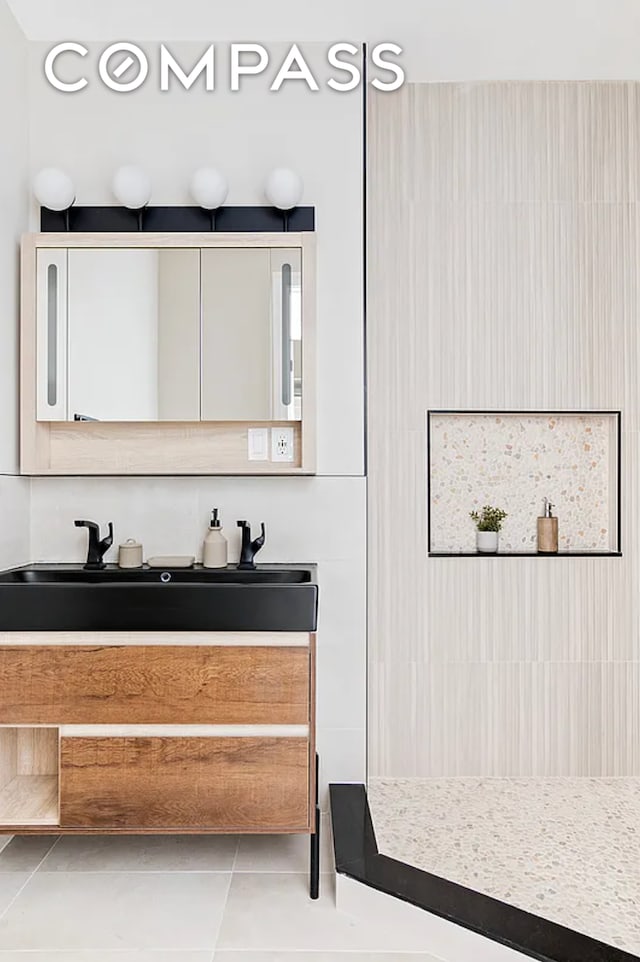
[476,530,499,554]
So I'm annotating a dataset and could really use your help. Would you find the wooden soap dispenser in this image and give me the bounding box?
[537,498,559,554]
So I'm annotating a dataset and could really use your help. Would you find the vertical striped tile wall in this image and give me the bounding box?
[368,82,640,776]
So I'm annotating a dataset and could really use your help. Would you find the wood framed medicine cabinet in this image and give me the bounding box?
[20,232,317,476]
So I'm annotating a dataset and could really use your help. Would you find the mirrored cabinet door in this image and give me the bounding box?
[201,248,271,421]
[201,248,302,422]
[156,250,201,421]
[36,245,303,424]
[67,249,200,422]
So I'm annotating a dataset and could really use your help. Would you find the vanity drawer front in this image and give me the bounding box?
[59,736,310,830]
[0,646,310,725]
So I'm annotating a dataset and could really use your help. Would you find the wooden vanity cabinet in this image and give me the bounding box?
[0,644,310,726]
[59,736,310,831]
[0,633,316,836]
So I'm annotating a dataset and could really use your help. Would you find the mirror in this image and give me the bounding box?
[68,249,200,422]
[36,246,303,422]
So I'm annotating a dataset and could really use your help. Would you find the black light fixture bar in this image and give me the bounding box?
[40,205,315,233]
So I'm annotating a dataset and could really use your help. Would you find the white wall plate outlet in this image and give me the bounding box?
[271,427,295,462]
[248,428,269,461]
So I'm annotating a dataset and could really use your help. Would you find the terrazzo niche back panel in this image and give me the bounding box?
[428,412,620,554]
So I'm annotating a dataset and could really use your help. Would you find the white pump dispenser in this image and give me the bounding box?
[203,508,228,569]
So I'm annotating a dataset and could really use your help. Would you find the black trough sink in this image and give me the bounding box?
[0,564,318,632]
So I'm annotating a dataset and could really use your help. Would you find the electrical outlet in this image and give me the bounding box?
[271,427,295,463]
[248,427,269,461]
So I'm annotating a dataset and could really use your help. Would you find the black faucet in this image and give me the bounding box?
[74,520,114,570]
[237,520,266,570]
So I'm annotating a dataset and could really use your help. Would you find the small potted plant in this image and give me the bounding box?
[470,505,507,554]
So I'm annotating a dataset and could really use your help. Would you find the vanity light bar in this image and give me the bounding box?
[40,205,315,234]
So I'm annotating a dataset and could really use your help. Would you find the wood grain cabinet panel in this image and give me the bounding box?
[0,646,309,725]
[59,736,310,831]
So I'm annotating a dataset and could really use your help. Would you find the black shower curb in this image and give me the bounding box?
[329,783,638,962]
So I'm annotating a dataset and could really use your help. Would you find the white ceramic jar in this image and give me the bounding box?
[118,539,144,568]
[476,531,499,554]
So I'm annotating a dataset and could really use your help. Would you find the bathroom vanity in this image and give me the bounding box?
[0,563,320,892]
[12,228,321,893]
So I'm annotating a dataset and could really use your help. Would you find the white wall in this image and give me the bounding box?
[28,43,364,476]
[26,42,366,800]
[0,0,30,568]
[8,0,640,81]
[0,478,30,570]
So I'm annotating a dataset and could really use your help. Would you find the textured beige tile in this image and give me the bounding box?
[368,82,640,776]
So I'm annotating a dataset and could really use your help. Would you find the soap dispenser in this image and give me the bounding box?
[537,498,559,554]
[203,508,228,569]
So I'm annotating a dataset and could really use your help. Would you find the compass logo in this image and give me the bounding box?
[44,42,406,94]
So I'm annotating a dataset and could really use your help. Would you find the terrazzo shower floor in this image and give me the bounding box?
[367,777,640,955]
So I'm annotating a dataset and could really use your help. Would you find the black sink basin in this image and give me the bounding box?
[1,566,312,585]
[0,564,318,632]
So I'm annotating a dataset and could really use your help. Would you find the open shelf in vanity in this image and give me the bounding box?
[0,727,59,826]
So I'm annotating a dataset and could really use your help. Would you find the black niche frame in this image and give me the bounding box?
[426,409,622,558]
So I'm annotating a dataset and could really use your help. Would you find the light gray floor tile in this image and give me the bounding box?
[0,836,59,872]
[0,872,230,951]
[234,817,333,874]
[0,876,30,917]
[217,873,442,953]
[214,954,441,961]
[40,835,238,872]
[0,954,213,961]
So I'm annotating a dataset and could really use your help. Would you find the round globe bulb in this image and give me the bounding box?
[112,166,152,210]
[33,168,75,212]
[264,168,303,211]
[190,167,228,210]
